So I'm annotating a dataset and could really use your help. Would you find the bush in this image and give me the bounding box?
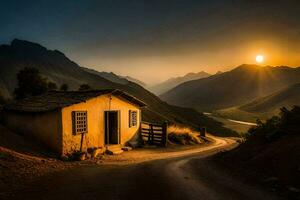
[78,84,92,91]
[247,106,300,141]
[47,82,58,90]
[168,125,202,145]
[60,83,69,91]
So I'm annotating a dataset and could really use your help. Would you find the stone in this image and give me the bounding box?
[288,186,300,193]
[86,153,92,160]
[79,153,86,161]
[127,141,140,148]
[92,148,102,158]
[60,155,69,161]
[121,146,132,151]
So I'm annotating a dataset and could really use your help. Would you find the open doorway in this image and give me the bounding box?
[104,111,119,145]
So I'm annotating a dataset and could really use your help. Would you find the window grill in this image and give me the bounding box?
[72,111,87,134]
[129,110,137,127]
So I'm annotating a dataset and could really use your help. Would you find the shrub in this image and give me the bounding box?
[247,106,300,142]
[78,84,92,91]
[60,83,69,91]
[47,82,58,90]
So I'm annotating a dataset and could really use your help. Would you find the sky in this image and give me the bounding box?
[1,0,300,84]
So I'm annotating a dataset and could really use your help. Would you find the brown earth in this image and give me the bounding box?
[216,134,300,199]
[1,124,294,200]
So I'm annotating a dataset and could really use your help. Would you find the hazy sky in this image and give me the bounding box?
[1,0,300,84]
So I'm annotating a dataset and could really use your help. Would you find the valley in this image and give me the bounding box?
[1,1,300,200]
[203,113,256,134]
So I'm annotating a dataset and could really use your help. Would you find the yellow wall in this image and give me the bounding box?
[61,94,141,155]
[3,111,62,154]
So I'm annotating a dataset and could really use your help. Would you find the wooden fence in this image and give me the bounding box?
[140,121,168,147]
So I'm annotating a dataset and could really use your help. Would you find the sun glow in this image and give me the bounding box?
[256,55,264,63]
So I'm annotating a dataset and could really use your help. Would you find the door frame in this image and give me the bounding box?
[104,110,121,146]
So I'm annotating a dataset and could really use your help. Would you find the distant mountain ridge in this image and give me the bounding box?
[0,39,236,136]
[121,76,147,87]
[149,71,211,95]
[81,68,129,85]
[215,83,300,122]
[241,83,300,113]
[82,67,147,87]
[160,64,300,111]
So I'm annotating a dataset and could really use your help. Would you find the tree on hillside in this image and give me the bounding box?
[247,106,300,141]
[78,84,92,91]
[60,83,69,91]
[48,82,58,90]
[14,67,49,99]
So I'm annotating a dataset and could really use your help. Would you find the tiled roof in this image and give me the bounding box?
[4,89,146,112]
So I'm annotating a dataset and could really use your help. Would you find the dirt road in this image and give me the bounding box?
[4,137,283,200]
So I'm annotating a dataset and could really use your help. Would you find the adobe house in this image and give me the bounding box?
[2,89,146,156]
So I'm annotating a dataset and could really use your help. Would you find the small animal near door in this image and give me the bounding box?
[104,111,120,145]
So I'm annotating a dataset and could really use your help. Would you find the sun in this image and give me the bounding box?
[256,55,264,63]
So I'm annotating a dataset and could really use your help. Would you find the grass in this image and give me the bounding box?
[167,125,202,145]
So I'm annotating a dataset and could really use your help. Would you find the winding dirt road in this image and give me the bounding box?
[7,137,283,200]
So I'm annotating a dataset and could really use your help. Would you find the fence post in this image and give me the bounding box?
[199,126,206,137]
[162,121,168,147]
[150,124,154,145]
[148,124,151,144]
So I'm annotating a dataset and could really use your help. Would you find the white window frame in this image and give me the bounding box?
[72,111,88,135]
[129,110,138,127]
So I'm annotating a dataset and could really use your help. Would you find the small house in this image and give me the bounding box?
[2,89,146,156]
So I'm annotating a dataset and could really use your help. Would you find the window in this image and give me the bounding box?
[72,111,87,134]
[129,110,137,127]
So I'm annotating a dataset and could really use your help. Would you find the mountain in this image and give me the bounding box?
[215,83,300,122]
[121,76,147,88]
[81,68,129,85]
[0,39,236,136]
[218,106,300,197]
[149,71,211,95]
[241,83,300,113]
[160,64,300,112]
[82,68,147,87]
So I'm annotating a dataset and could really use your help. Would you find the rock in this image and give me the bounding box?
[127,141,140,148]
[263,177,278,183]
[86,153,92,160]
[106,149,123,155]
[79,153,86,161]
[60,155,69,161]
[121,146,132,151]
[96,160,103,165]
[288,186,300,193]
[92,148,102,158]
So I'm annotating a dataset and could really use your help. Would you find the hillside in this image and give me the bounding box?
[217,107,300,198]
[0,39,236,136]
[216,83,300,122]
[122,76,147,88]
[81,67,129,85]
[82,68,147,87]
[241,83,300,113]
[149,71,211,95]
[161,64,300,111]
